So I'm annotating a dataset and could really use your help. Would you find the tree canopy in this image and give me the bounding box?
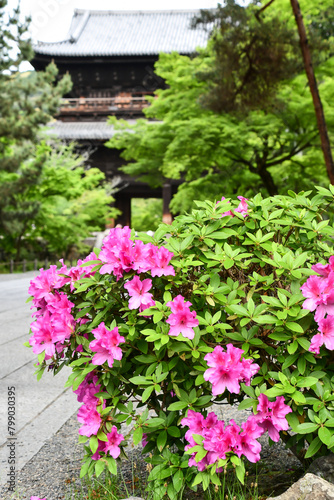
[106,0,334,214]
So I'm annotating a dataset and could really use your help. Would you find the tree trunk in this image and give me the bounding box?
[290,0,334,184]
[258,166,278,196]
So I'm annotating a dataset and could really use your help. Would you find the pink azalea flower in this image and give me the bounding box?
[235,196,249,216]
[167,295,192,313]
[90,323,125,368]
[182,410,263,470]
[99,226,134,279]
[301,273,334,321]
[181,409,205,443]
[29,309,73,358]
[91,439,106,461]
[131,240,152,273]
[236,417,262,463]
[149,246,175,277]
[45,291,74,316]
[142,433,148,448]
[77,404,102,437]
[216,196,248,217]
[59,253,99,292]
[312,262,331,278]
[216,196,234,217]
[254,394,291,442]
[310,315,334,354]
[104,426,124,459]
[203,419,241,464]
[204,344,259,395]
[29,266,62,302]
[166,295,199,340]
[74,372,101,406]
[240,357,261,386]
[29,314,57,357]
[166,309,198,340]
[124,276,155,312]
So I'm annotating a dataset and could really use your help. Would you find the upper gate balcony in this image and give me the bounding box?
[58,92,154,120]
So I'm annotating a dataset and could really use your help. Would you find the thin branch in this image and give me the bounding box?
[255,0,276,22]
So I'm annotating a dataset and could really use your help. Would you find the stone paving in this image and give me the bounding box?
[0,272,80,487]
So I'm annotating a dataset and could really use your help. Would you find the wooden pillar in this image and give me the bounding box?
[115,194,131,227]
[162,182,172,225]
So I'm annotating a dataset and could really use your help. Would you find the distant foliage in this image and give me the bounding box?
[131,198,163,232]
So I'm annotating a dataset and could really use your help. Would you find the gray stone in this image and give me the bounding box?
[121,497,144,500]
[267,473,334,499]
[308,454,334,484]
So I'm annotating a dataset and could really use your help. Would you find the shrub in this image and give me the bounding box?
[27,187,334,500]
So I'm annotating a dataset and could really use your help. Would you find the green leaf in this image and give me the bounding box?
[286,412,300,432]
[157,430,167,451]
[297,356,306,374]
[167,426,181,437]
[227,304,248,316]
[195,447,208,462]
[282,353,299,369]
[296,377,318,388]
[167,401,188,411]
[106,456,117,475]
[318,426,332,445]
[134,354,157,363]
[173,469,184,493]
[291,391,306,404]
[235,461,245,485]
[296,422,319,434]
[210,229,237,239]
[304,437,322,458]
[286,322,304,333]
[265,386,285,397]
[142,385,155,403]
[238,398,255,410]
[253,314,277,324]
[194,395,213,406]
[133,426,143,446]
[95,459,106,477]
[297,337,311,350]
[90,435,98,454]
[129,376,151,385]
[145,418,166,427]
[80,459,91,478]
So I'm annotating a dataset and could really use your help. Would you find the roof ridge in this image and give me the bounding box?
[35,38,71,47]
[70,10,90,43]
[73,8,206,15]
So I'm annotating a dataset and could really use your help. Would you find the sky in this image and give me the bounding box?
[8,0,221,43]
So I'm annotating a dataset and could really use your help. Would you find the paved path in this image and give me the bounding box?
[0,272,80,487]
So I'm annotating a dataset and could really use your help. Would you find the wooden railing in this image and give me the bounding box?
[0,259,76,274]
[59,93,154,114]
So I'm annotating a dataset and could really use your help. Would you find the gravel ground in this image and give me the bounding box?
[0,404,304,500]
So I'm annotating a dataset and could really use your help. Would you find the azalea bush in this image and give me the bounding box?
[27,186,334,499]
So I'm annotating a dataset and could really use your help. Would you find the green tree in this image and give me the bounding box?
[106,0,334,214]
[0,1,70,258]
[107,51,333,213]
[0,1,118,260]
[16,141,120,259]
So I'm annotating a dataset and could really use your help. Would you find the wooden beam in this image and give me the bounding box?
[162,182,172,224]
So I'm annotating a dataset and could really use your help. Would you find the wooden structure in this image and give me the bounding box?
[31,9,209,226]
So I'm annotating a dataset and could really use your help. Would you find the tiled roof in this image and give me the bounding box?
[45,120,137,141]
[33,9,211,57]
